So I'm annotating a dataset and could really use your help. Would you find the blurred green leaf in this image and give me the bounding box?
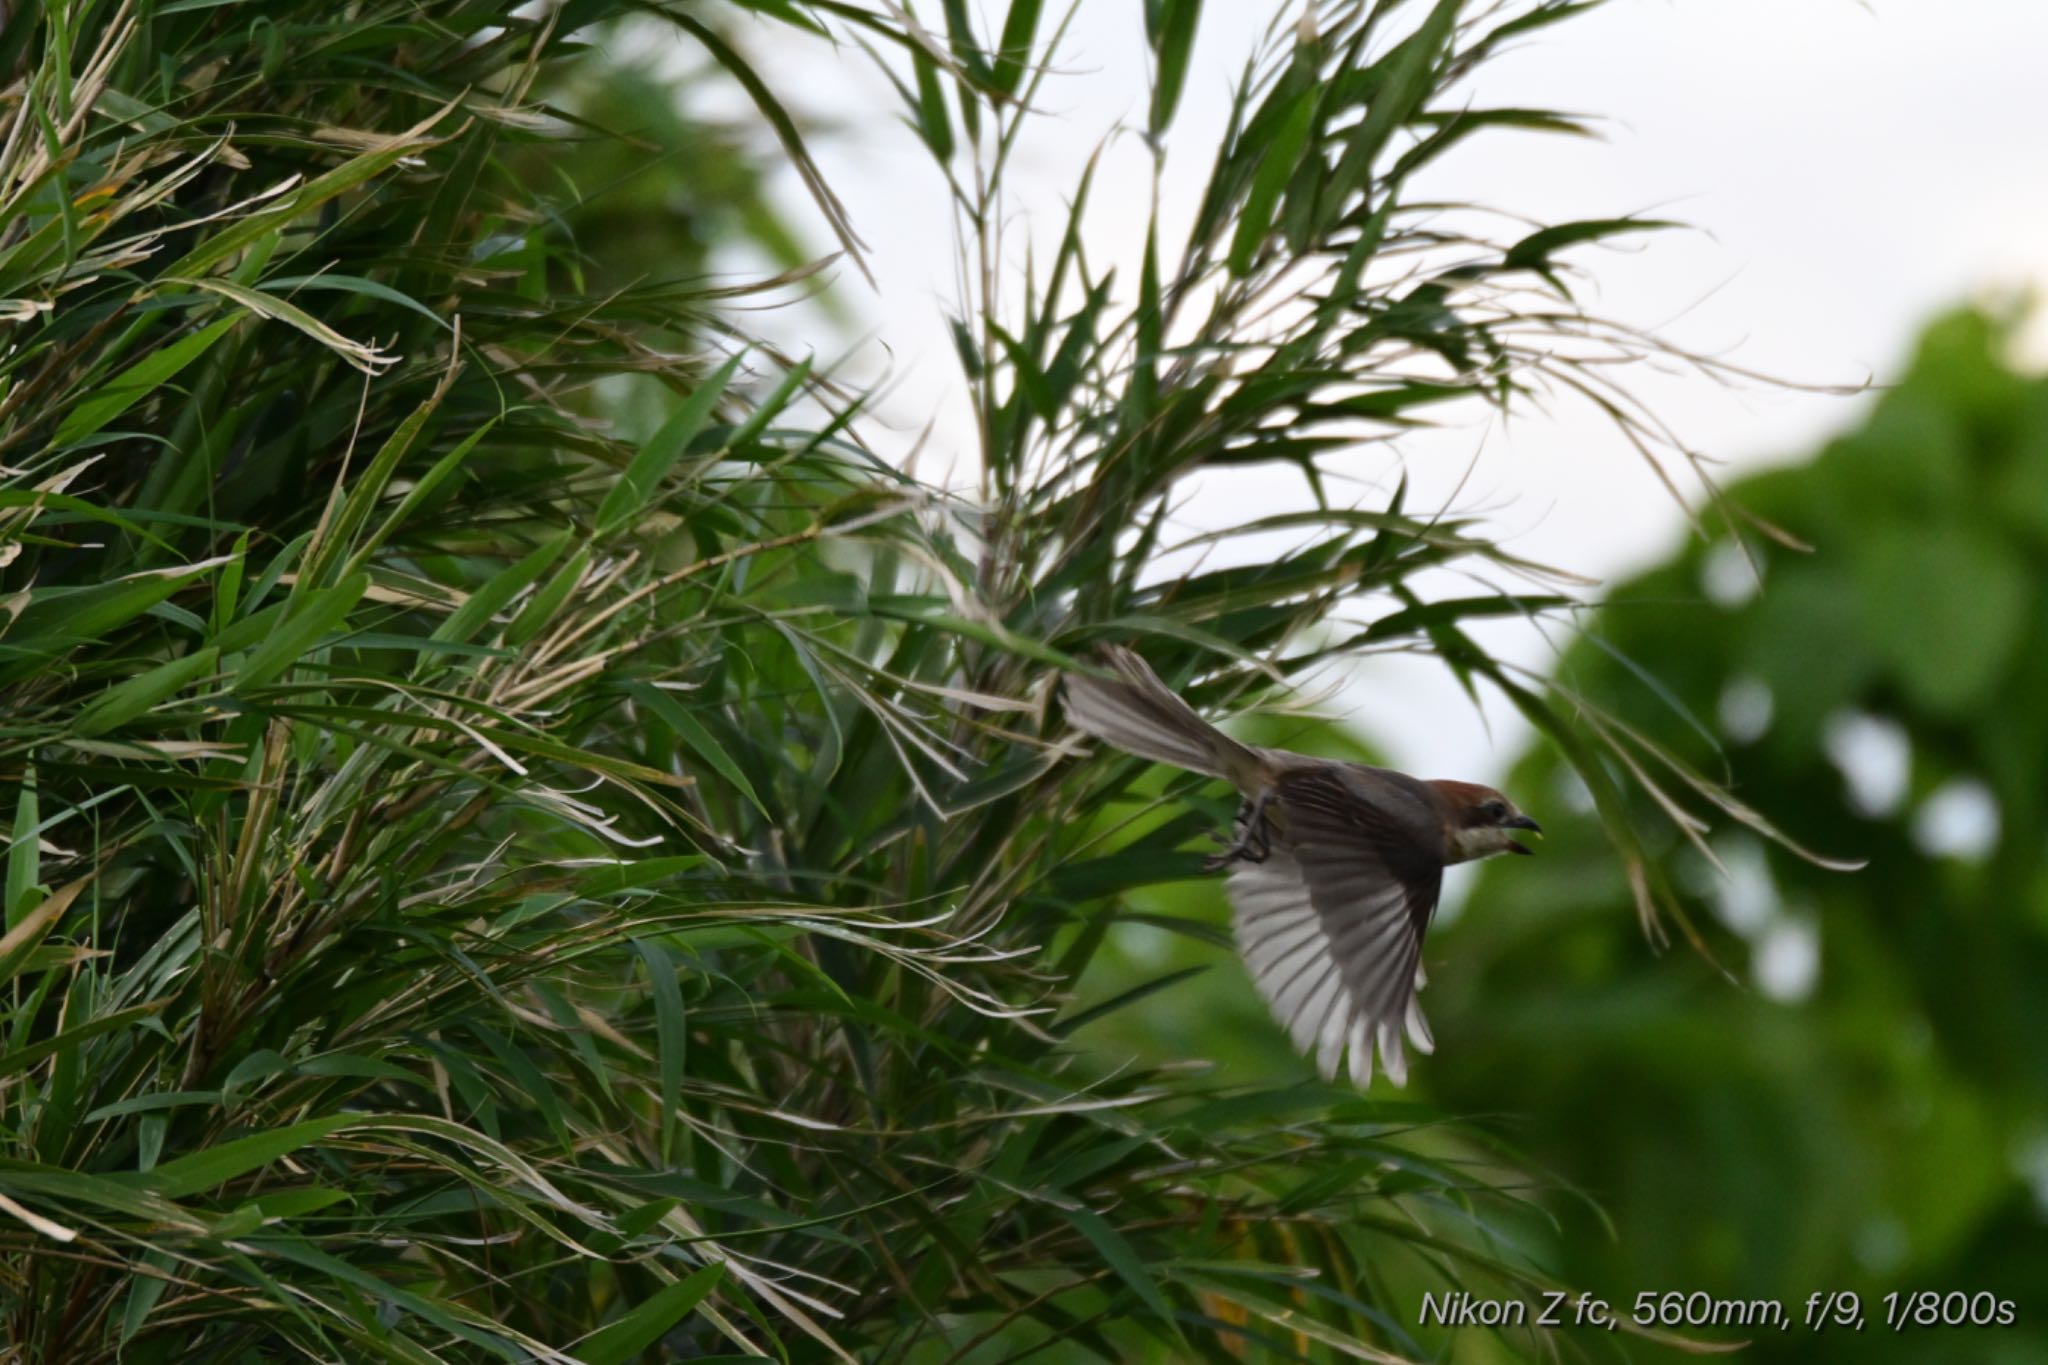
[1852,522,2029,716]
[1147,0,1202,135]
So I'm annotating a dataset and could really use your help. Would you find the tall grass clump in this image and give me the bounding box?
[0,0,1817,1359]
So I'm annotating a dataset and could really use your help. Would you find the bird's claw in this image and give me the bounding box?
[1203,795,1273,870]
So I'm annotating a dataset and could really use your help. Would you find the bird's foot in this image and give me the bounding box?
[1202,794,1273,871]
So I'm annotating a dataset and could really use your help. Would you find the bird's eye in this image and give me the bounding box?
[1480,800,1506,821]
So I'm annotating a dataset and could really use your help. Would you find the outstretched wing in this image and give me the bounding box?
[1227,766,1442,1087]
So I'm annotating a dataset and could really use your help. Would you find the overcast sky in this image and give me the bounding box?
[680,0,2048,786]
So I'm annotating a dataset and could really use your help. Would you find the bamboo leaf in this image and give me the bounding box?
[54,317,240,446]
[596,351,745,537]
[911,50,955,159]
[73,647,220,736]
[1328,0,1459,205]
[0,873,89,985]
[991,0,1044,96]
[1227,86,1318,277]
[622,682,769,819]
[634,938,688,1166]
[176,278,396,374]
[5,771,38,931]
[228,573,369,691]
[579,1262,726,1365]
[130,1117,355,1199]
[1504,216,1679,274]
[1063,1206,1182,1341]
[1148,0,1202,135]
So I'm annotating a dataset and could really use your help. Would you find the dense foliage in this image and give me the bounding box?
[1422,308,2048,1362]
[0,1,1802,1359]
[1066,307,2048,1361]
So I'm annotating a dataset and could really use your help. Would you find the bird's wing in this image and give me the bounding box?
[1227,765,1442,1087]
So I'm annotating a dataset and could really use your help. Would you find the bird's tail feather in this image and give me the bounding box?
[1062,646,1257,782]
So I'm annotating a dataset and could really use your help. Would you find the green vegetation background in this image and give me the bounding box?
[4,0,2045,1359]
[1076,308,2048,1364]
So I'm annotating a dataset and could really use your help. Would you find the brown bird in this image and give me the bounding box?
[1062,646,1540,1087]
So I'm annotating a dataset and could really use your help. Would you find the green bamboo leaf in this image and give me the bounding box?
[1128,224,1162,431]
[54,316,240,446]
[504,545,592,646]
[1350,594,1575,644]
[0,1172,199,1246]
[303,385,445,590]
[1148,0,1202,135]
[1469,0,1608,59]
[91,86,177,136]
[229,573,369,692]
[1504,216,1679,273]
[258,272,451,331]
[1063,1206,1183,1341]
[177,278,395,374]
[596,351,745,537]
[1331,380,1470,421]
[867,602,1084,669]
[344,419,497,579]
[570,857,710,896]
[243,1186,352,1220]
[1227,85,1318,277]
[434,533,569,646]
[1055,966,1209,1035]
[615,1196,681,1240]
[579,1262,726,1365]
[5,769,37,930]
[0,489,156,550]
[244,1233,506,1355]
[207,598,290,658]
[633,939,687,1165]
[1329,0,1458,205]
[911,50,955,159]
[128,1116,355,1199]
[991,0,1044,95]
[83,1090,225,1122]
[2,559,228,669]
[118,1249,177,1344]
[211,531,250,634]
[0,873,89,985]
[221,1049,292,1098]
[723,354,811,452]
[0,1002,168,1079]
[346,633,510,659]
[663,12,873,281]
[622,682,769,819]
[937,0,995,85]
[471,1024,571,1149]
[73,647,220,737]
[241,532,310,619]
[297,1054,428,1087]
[162,104,455,279]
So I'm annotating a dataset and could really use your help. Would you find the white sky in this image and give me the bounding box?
[673,0,2048,786]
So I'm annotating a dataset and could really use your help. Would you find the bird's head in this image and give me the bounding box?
[1430,780,1542,863]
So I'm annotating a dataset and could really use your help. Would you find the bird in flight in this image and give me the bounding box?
[1063,646,1540,1088]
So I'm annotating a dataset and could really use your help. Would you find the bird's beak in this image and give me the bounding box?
[1503,813,1541,855]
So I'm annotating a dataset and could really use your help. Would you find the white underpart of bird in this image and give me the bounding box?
[1062,646,1541,1087]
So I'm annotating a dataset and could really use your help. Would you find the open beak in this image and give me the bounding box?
[1503,813,1542,855]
